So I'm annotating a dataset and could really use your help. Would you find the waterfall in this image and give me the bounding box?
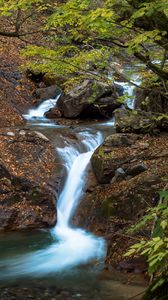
[23,95,60,120]
[56,131,102,229]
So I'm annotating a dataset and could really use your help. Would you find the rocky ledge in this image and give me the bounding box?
[0,129,58,230]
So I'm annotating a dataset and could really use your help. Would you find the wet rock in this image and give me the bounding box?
[86,168,99,193]
[35,85,61,101]
[51,79,122,119]
[0,129,57,230]
[45,107,62,119]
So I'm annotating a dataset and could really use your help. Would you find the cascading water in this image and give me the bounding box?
[23,94,60,120]
[56,132,102,229]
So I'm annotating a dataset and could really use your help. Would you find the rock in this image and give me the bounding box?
[91,133,140,184]
[135,86,168,113]
[74,134,168,268]
[50,79,122,119]
[34,131,49,141]
[42,73,67,87]
[157,115,168,132]
[78,134,168,223]
[35,85,61,101]
[105,133,140,147]
[6,132,15,137]
[111,168,126,183]
[114,108,158,134]
[126,163,148,177]
[114,107,168,134]
[0,129,58,230]
[117,257,147,273]
[44,107,62,119]
[19,130,26,135]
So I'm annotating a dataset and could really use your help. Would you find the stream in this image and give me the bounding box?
[0,79,146,299]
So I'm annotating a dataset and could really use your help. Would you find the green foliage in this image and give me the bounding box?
[117,92,134,105]
[125,191,168,297]
[1,0,168,88]
[0,0,46,16]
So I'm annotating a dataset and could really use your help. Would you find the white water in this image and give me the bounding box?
[56,131,102,229]
[114,74,141,109]
[23,94,60,120]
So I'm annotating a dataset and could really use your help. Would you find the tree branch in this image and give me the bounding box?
[134,52,168,80]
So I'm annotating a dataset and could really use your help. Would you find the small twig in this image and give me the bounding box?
[114,232,142,242]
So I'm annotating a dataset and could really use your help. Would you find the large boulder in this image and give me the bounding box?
[0,129,58,230]
[47,79,122,119]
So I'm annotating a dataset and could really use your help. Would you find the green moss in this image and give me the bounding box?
[97,147,105,158]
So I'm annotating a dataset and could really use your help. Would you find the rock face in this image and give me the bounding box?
[91,133,141,184]
[74,133,168,266]
[44,107,62,119]
[34,85,61,102]
[48,79,122,119]
[0,129,57,230]
[135,86,168,113]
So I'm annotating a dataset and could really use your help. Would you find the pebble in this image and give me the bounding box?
[6,131,15,136]
[19,130,26,135]
[34,131,49,141]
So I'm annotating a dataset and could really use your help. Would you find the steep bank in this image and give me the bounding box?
[0,128,58,230]
[0,37,37,127]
